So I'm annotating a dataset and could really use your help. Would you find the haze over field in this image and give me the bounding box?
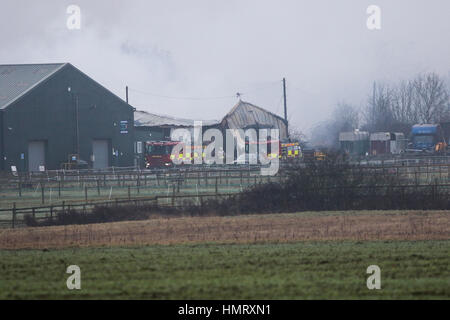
[1,0,449,135]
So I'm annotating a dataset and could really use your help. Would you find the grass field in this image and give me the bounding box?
[1,210,448,249]
[0,241,449,299]
[0,210,449,299]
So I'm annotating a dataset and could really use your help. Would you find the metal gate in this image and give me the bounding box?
[28,141,45,172]
[92,140,109,169]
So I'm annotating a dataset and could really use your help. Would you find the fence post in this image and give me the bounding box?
[41,183,45,204]
[85,186,88,201]
[58,181,61,198]
[215,177,218,195]
[12,202,16,229]
[172,185,176,206]
[137,175,140,194]
[97,180,101,196]
[18,175,22,197]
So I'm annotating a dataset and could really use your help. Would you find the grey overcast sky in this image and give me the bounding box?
[1,0,449,135]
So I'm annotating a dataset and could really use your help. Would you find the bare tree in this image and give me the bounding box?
[332,102,359,132]
[392,80,416,124]
[363,83,395,132]
[363,74,449,134]
[323,72,450,145]
[412,73,449,123]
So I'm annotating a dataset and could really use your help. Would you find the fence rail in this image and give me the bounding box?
[0,192,240,229]
[2,182,450,229]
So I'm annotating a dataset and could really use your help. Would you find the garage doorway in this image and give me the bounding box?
[28,141,46,172]
[92,140,109,169]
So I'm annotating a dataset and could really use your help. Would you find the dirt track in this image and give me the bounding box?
[0,210,449,249]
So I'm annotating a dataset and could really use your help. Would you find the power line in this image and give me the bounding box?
[128,88,236,101]
[236,80,282,95]
[128,80,282,102]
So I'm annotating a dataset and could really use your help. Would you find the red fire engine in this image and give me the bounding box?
[144,141,182,168]
[144,141,207,168]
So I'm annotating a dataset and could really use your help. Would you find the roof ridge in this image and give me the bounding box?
[225,99,286,123]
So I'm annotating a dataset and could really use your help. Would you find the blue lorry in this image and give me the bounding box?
[408,124,448,153]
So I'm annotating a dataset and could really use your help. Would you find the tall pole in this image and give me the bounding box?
[283,78,289,139]
[126,86,129,104]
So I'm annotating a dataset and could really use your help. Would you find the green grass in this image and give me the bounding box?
[0,240,449,299]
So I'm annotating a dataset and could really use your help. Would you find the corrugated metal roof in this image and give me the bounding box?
[339,131,370,142]
[0,63,67,109]
[134,110,220,127]
[222,100,288,139]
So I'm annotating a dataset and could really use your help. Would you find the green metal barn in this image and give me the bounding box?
[0,63,135,172]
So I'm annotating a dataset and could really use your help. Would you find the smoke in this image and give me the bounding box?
[1,0,449,137]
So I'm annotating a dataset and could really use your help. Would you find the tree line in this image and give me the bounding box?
[310,72,450,147]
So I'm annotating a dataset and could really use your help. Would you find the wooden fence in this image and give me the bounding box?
[0,192,239,229]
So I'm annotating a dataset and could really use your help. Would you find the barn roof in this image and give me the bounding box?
[0,63,67,109]
[134,110,220,128]
[222,100,288,138]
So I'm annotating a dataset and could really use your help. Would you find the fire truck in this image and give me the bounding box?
[144,141,212,168]
[144,141,181,168]
[281,142,302,160]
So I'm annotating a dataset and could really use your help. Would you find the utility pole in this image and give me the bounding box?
[283,78,289,139]
[126,86,129,104]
